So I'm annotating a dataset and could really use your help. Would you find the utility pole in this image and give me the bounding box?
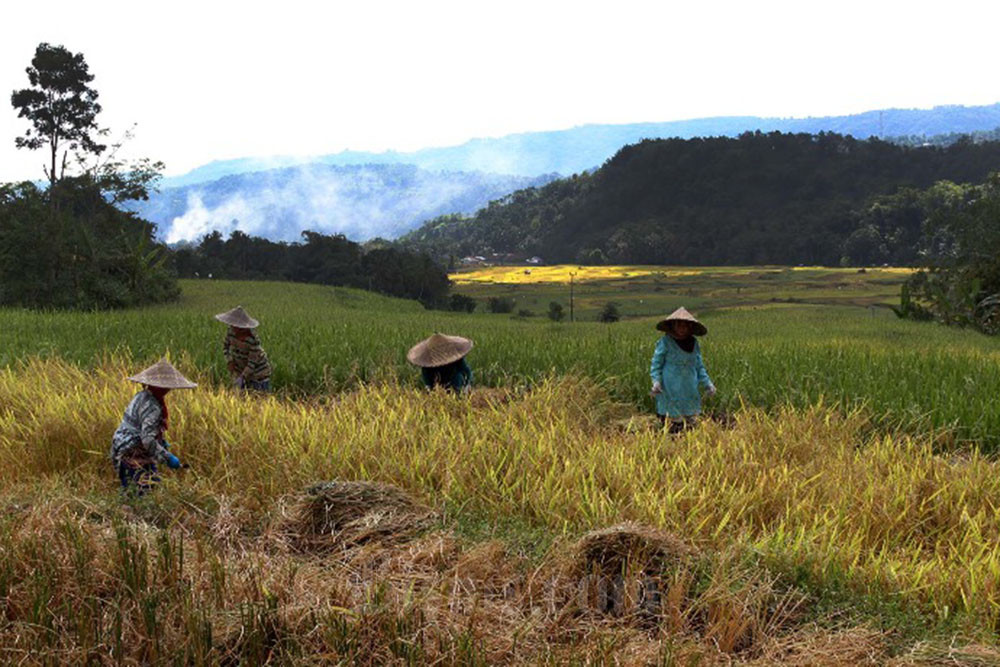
[569,271,576,322]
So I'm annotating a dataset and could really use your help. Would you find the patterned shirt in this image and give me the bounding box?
[223,330,272,382]
[110,390,170,464]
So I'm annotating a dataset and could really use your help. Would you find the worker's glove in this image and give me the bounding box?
[233,376,246,389]
[165,454,182,469]
[705,384,717,397]
[650,381,662,395]
[162,440,171,450]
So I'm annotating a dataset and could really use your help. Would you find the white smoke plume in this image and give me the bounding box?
[141,164,547,244]
[165,193,250,244]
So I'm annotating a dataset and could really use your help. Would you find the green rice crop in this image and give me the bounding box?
[2,278,999,448]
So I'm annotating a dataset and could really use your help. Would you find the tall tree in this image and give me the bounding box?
[11,43,105,187]
[2,44,177,310]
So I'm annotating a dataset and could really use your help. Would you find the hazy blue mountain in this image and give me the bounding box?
[162,103,1000,186]
[134,163,557,243]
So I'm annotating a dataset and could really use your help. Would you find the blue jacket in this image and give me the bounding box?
[650,336,712,417]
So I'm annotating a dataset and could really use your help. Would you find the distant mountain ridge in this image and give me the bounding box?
[134,163,556,243]
[163,103,1000,186]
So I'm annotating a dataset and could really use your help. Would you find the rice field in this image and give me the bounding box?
[3,270,1000,662]
[452,264,912,286]
[1,358,999,662]
[2,276,999,448]
[451,265,912,318]
[453,264,709,284]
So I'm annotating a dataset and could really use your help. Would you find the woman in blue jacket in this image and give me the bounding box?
[650,307,716,433]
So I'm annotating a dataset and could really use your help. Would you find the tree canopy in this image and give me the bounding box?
[0,178,178,308]
[172,230,452,308]
[889,174,1000,334]
[11,43,105,187]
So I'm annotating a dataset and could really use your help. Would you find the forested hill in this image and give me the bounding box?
[398,132,1000,266]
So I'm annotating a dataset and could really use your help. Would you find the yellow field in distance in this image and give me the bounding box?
[453,265,707,284]
[451,264,912,285]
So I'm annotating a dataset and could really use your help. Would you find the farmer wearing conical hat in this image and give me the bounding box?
[650,307,716,433]
[407,333,473,393]
[215,306,272,391]
[110,359,195,496]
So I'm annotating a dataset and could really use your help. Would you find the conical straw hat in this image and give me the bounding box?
[127,358,198,389]
[656,307,707,336]
[407,333,473,368]
[214,306,259,329]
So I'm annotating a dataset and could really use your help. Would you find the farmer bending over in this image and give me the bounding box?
[215,306,272,391]
[650,307,716,433]
[407,333,473,393]
[110,359,195,496]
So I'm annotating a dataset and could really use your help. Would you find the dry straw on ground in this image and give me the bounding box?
[271,480,436,553]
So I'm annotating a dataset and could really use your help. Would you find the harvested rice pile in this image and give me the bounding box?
[272,480,436,554]
[567,522,695,583]
[535,523,698,631]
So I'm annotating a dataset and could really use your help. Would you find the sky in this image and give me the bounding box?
[1,0,999,183]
